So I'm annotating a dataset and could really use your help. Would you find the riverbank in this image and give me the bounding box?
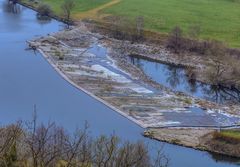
[28,22,240,158]
[84,20,240,93]
[20,0,240,47]
[144,128,240,158]
[17,0,71,24]
[18,0,240,92]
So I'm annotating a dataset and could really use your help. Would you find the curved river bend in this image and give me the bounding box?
[0,1,239,166]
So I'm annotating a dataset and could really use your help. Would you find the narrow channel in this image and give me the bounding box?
[129,56,240,104]
[0,1,239,166]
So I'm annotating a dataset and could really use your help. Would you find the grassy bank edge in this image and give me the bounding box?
[144,128,240,158]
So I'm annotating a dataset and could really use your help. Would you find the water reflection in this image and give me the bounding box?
[202,85,240,104]
[129,56,240,104]
[2,0,21,14]
[165,66,182,89]
[187,79,198,93]
[210,153,240,164]
[36,15,52,25]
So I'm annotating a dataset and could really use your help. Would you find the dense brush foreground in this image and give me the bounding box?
[0,117,168,167]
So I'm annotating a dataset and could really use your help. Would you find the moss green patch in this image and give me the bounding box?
[220,130,240,139]
[213,130,240,144]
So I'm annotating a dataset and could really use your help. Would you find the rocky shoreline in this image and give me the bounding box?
[28,23,240,158]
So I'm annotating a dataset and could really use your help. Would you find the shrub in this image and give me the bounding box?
[54,50,64,60]
[108,16,145,42]
[37,3,52,17]
[167,26,183,53]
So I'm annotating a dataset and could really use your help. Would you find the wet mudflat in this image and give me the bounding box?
[0,1,240,166]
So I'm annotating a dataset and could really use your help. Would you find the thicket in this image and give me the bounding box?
[37,3,52,17]
[167,26,240,89]
[106,16,145,43]
[0,116,168,167]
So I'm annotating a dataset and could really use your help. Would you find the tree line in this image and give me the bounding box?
[0,114,169,167]
[167,26,240,90]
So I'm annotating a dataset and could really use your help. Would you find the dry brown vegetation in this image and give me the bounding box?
[202,130,240,157]
[204,41,240,89]
[0,115,169,167]
[97,16,145,43]
[166,26,240,89]
[212,131,240,145]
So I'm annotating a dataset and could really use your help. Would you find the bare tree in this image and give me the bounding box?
[205,41,227,85]
[151,145,169,167]
[115,141,151,167]
[0,122,22,167]
[135,16,145,41]
[0,115,169,167]
[61,0,75,25]
[25,121,67,167]
[167,26,183,53]
[64,122,90,167]
[92,135,119,167]
[109,16,145,42]
[110,16,130,40]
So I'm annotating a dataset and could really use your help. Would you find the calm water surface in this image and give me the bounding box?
[0,1,239,166]
[129,56,240,104]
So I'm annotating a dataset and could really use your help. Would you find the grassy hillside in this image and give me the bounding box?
[102,0,240,47]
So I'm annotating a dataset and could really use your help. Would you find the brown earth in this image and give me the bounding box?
[144,128,240,158]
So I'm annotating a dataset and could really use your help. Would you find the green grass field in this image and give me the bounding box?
[45,0,111,13]
[27,0,240,47]
[102,0,240,47]
[36,0,111,14]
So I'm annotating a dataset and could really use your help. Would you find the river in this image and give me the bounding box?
[129,56,240,104]
[0,1,239,166]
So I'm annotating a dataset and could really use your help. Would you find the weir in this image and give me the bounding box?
[0,1,239,166]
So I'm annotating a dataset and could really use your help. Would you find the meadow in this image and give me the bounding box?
[102,0,240,47]
[23,0,112,15]
[25,0,240,47]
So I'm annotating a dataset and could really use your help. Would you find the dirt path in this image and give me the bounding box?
[74,0,121,20]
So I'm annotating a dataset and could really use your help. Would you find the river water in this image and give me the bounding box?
[0,1,239,166]
[129,56,240,104]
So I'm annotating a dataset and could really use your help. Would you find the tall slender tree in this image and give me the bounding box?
[61,0,75,26]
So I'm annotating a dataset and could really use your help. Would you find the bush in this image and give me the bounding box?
[107,16,145,42]
[167,26,183,53]
[37,3,52,17]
